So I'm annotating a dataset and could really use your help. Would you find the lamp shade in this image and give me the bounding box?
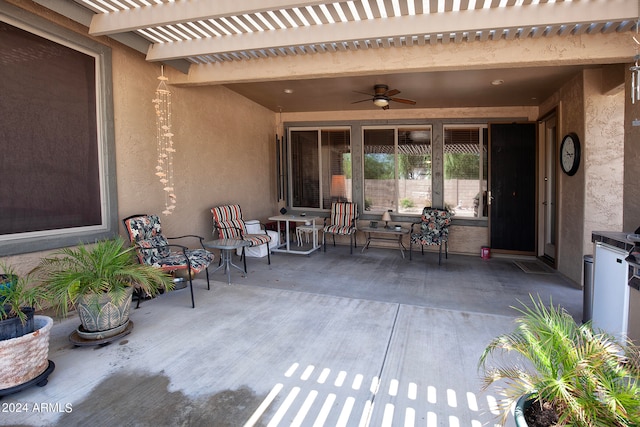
[381,211,391,222]
[331,175,346,197]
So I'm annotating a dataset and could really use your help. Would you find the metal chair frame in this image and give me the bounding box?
[122,214,212,308]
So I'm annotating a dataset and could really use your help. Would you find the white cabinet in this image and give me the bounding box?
[592,242,629,341]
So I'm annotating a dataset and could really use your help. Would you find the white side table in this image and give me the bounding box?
[268,215,322,255]
[296,224,323,246]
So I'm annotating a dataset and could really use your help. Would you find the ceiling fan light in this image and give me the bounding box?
[373,97,389,107]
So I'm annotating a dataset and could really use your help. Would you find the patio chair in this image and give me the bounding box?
[409,207,452,265]
[122,214,214,309]
[323,202,358,254]
[210,205,271,273]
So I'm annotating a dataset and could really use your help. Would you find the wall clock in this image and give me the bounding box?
[560,132,580,176]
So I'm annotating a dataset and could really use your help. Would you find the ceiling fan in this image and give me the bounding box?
[352,84,417,109]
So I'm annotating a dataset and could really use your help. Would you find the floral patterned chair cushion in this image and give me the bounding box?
[410,207,453,265]
[137,236,171,264]
[122,214,214,308]
[124,214,162,240]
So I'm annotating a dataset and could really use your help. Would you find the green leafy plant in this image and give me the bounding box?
[400,198,414,209]
[0,263,45,325]
[36,237,173,319]
[478,295,640,427]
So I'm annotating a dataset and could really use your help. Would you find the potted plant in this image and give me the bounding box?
[36,237,173,337]
[0,263,46,341]
[478,295,640,427]
[0,262,54,392]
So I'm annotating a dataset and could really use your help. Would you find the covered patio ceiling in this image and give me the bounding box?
[37,0,640,112]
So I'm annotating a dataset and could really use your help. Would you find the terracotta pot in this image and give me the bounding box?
[0,315,52,390]
[76,287,133,332]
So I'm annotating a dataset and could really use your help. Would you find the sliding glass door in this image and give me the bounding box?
[289,128,351,210]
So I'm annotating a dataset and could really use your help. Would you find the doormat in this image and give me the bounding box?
[513,260,554,275]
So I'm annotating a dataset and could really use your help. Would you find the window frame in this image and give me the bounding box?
[442,124,488,220]
[0,3,117,256]
[362,125,433,215]
[288,126,352,211]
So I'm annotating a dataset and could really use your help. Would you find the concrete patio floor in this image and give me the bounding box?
[1,245,582,427]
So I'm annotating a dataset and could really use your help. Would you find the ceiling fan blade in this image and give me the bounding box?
[353,90,375,96]
[351,85,414,108]
[390,97,416,105]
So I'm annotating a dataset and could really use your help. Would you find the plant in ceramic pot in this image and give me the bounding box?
[478,295,640,427]
[0,263,46,341]
[37,237,173,335]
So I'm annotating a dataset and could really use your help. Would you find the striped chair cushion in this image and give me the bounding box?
[325,202,357,235]
[211,205,270,247]
[330,202,357,227]
[211,205,247,239]
[324,225,355,235]
[215,219,246,239]
[243,234,271,246]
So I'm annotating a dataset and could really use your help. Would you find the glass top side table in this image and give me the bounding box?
[204,239,250,284]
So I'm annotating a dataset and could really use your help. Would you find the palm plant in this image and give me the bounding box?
[478,295,640,427]
[36,237,173,319]
[0,262,45,325]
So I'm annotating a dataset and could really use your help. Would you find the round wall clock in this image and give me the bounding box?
[560,132,580,176]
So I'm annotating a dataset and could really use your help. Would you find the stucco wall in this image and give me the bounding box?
[583,69,624,250]
[546,69,625,286]
[1,1,277,273]
[113,46,277,241]
[554,73,586,285]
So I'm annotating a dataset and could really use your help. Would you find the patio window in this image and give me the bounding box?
[0,10,117,255]
[363,127,432,214]
[443,126,488,218]
[289,128,351,209]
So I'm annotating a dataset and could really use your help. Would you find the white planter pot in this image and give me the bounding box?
[0,315,53,390]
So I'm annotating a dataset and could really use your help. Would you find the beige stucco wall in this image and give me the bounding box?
[1,1,278,274]
[279,107,538,126]
[539,68,625,286]
[583,69,625,250]
[113,46,277,241]
[552,73,586,284]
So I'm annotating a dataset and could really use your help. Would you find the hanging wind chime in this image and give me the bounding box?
[153,66,177,215]
[631,38,640,105]
[631,4,640,105]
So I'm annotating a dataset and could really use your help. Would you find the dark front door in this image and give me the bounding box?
[489,123,536,253]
